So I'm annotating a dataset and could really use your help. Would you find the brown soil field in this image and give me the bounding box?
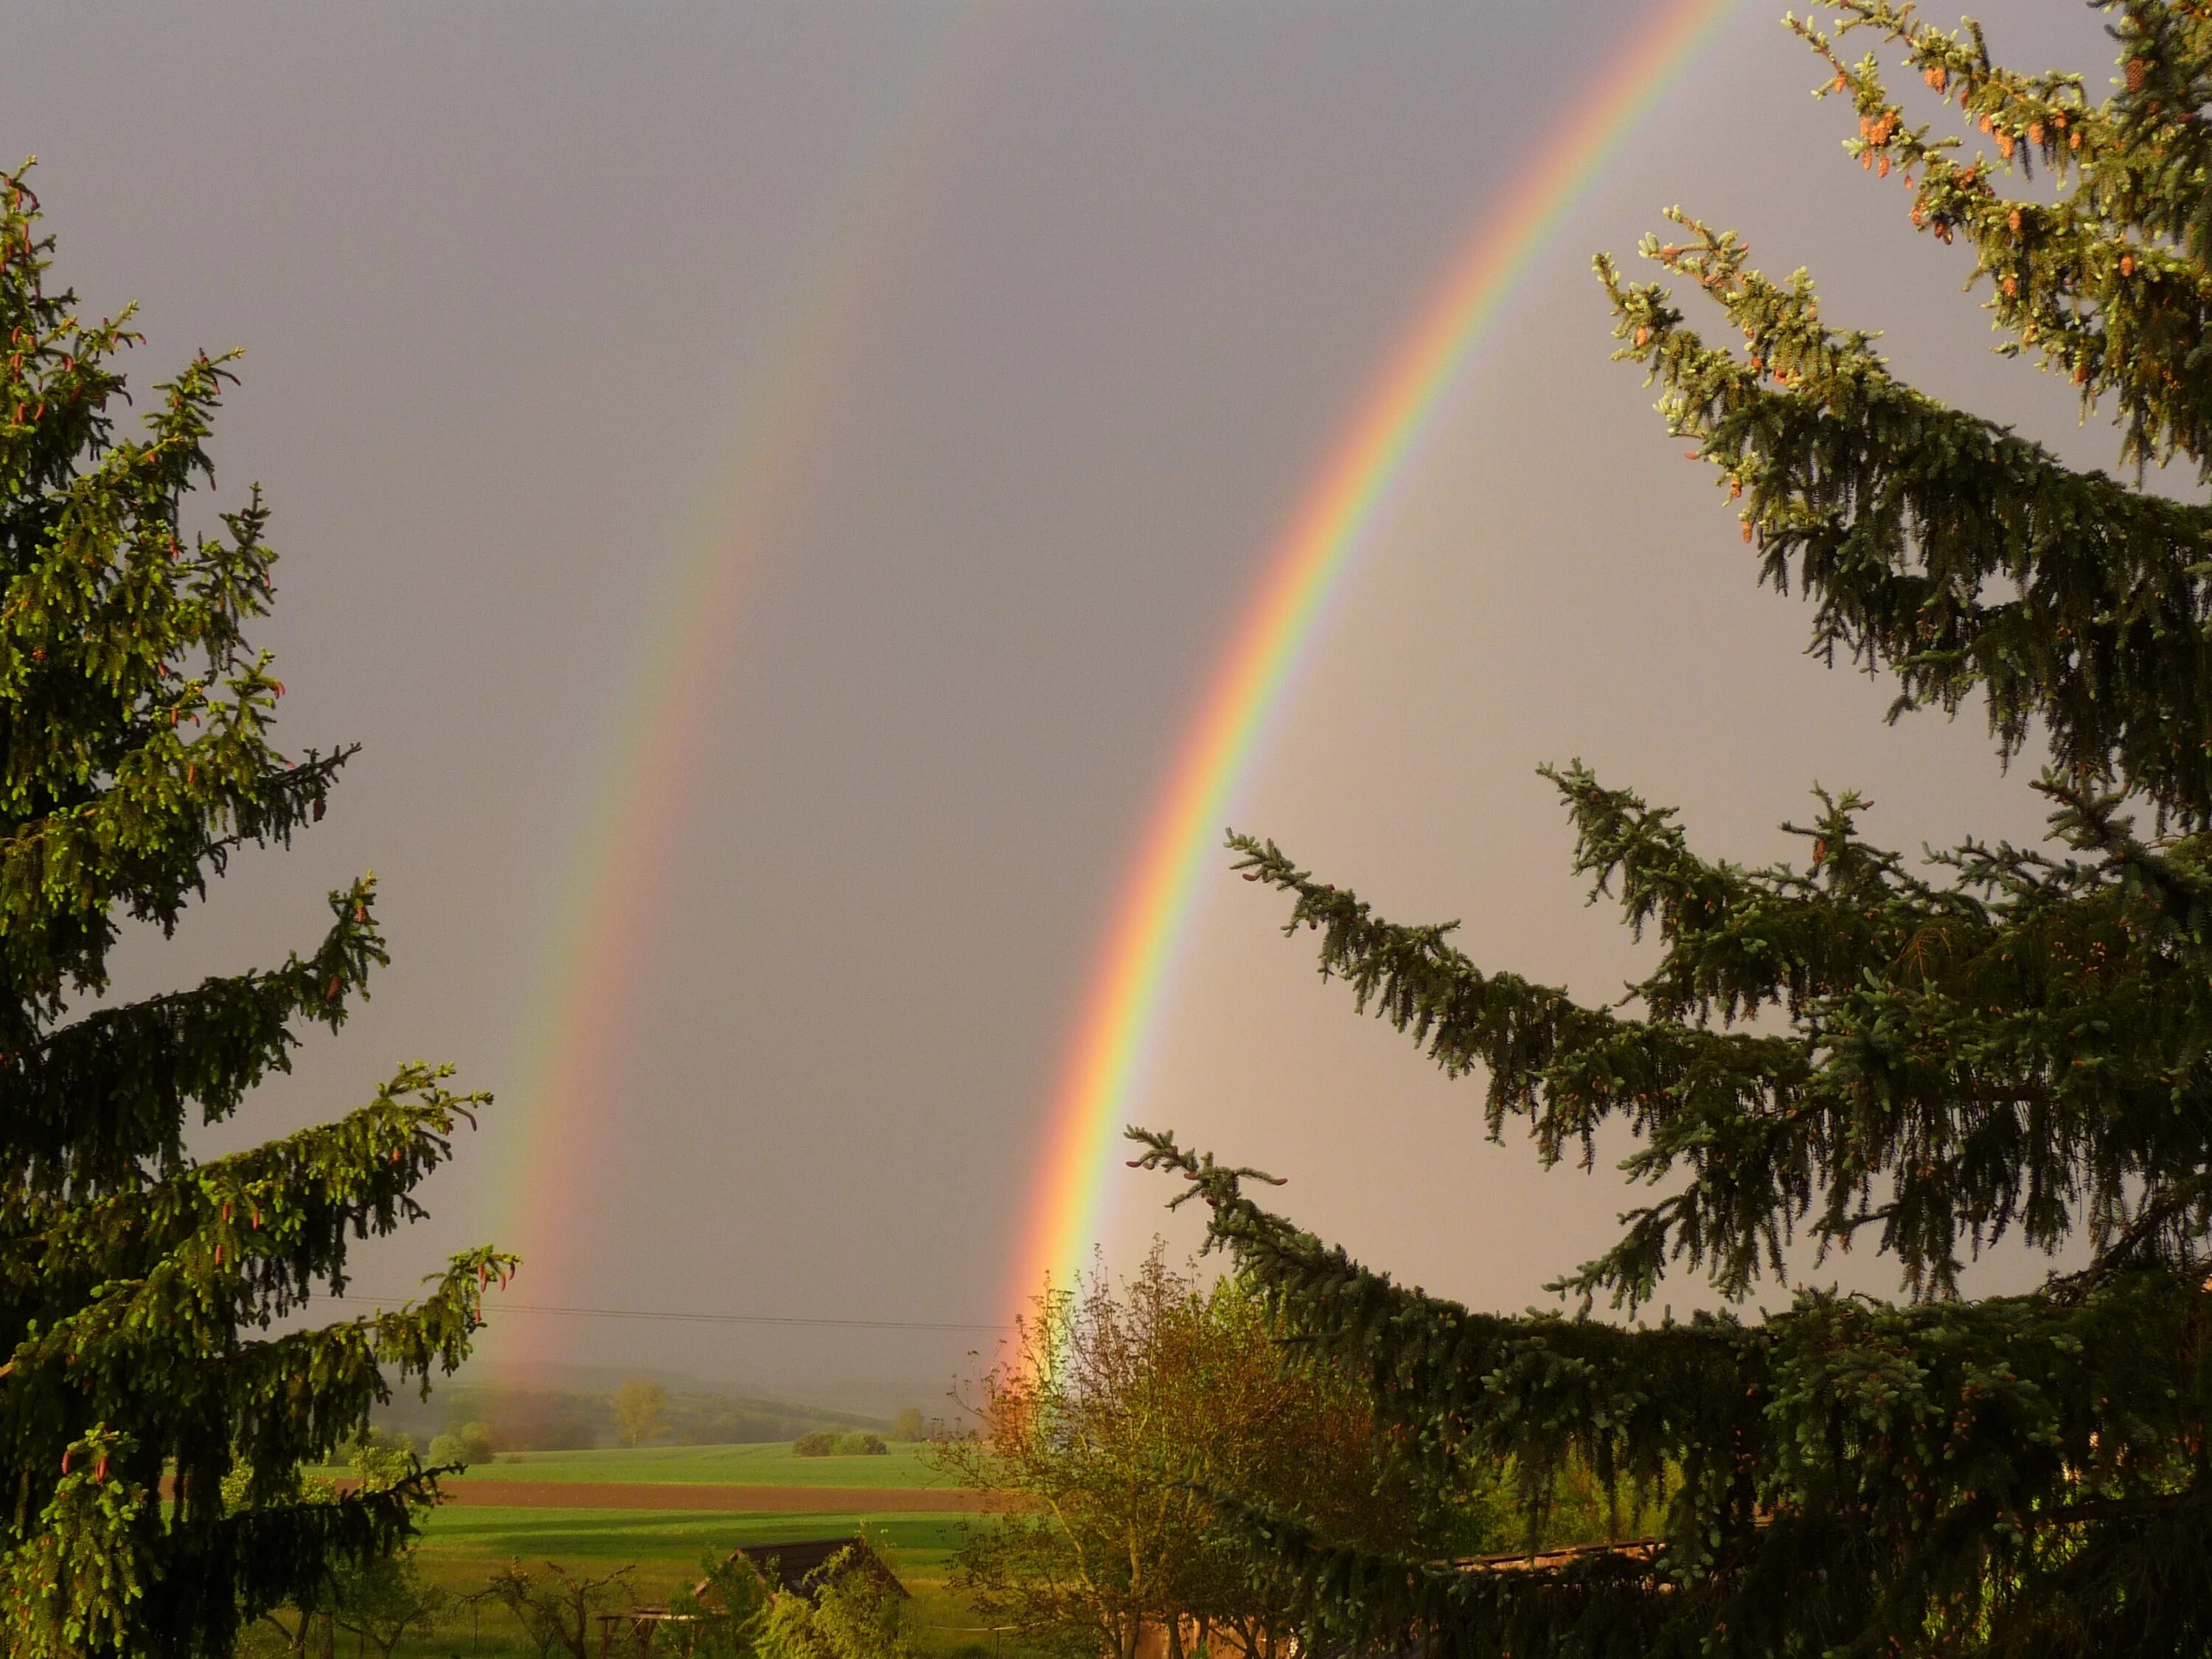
[431,1481,1026,1512]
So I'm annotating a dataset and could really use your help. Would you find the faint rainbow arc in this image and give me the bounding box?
[1009,0,1744,1322]
[487,15,997,1363]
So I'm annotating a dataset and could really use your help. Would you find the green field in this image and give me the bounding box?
[327,1447,1011,1658]
[389,1509,997,1659]
[451,1440,950,1488]
[415,1504,973,1576]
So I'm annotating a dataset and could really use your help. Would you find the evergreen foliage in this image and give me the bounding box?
[1134,8,2212,1655]
[0,164,511,1655]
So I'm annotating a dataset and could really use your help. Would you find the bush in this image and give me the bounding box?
[482,1559,636,1659]
[333,1551,448,1659]
[834,1432,888,1457]
[793,1430,837,1458]
[667,1550,773,1659]
[428,1420,497,1470]
[758,1547,913,1659]
[346,1428,420,1492]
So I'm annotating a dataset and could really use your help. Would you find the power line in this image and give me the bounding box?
[330,1294,1010,1334]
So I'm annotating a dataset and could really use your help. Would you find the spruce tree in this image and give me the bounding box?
[0,166,512,1656]
[1134,7,2212,1654]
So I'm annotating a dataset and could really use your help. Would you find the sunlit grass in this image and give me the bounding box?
[380,1506,1001,1659]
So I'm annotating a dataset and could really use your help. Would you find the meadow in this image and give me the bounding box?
[450,1441,950,1488]
[344,1444,1008,1659]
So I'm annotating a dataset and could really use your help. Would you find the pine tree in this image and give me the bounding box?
[1133,7,2212,1655]
[0,164,512,1656]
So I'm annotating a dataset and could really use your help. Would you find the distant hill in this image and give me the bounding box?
[375,1374,887,1452]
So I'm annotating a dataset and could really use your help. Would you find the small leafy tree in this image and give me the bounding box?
[757,1548,914,1659]
[613,1377,670,1448]
[1135,6,2212,1655]
[0,163,510,1658]
[484,1559,636,1659]
[423,1421,496,1470]
[344,1429,420,1491]
[331,1552,447,1659]
[888,1408,925,1443]
[425,1432,469,1470]
[936,1247,1439,1659]
[667,1550,775,1659]
[223,1461,338,1659]
[230,1424,439,1655]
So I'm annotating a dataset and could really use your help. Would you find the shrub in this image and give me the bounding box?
[481,1559,635,1659]
[333,1551,448,1659]
[667,1550,773,1659]
[834,1432,888,1457]
[757,1547,912,1659]
[346,1429,420,1493]
[793,1431,836,1458]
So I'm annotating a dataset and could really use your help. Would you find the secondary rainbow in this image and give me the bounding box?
[484,15,997,1363]
[1009,0,1745,1324]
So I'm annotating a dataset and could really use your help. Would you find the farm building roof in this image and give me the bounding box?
[728,1536,907,1603]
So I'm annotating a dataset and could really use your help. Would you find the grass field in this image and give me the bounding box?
[450,1441,950,1488]
[327,1446,1012,1658]
[414,1503,975,1585]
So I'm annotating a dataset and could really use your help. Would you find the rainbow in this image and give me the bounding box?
[485,14,997,1364]
[1008,0,1745,1323]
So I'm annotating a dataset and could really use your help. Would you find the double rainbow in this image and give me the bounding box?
[1006,0,1744,1322]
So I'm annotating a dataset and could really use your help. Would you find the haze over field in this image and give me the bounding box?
[0,1,2121,1405]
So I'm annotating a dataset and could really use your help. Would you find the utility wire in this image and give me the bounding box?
[330,1294,1009,1334]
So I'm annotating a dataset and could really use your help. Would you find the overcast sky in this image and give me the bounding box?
[4,1,2124,1408]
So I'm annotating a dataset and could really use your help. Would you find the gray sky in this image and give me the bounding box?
[6,1,2121,1408]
